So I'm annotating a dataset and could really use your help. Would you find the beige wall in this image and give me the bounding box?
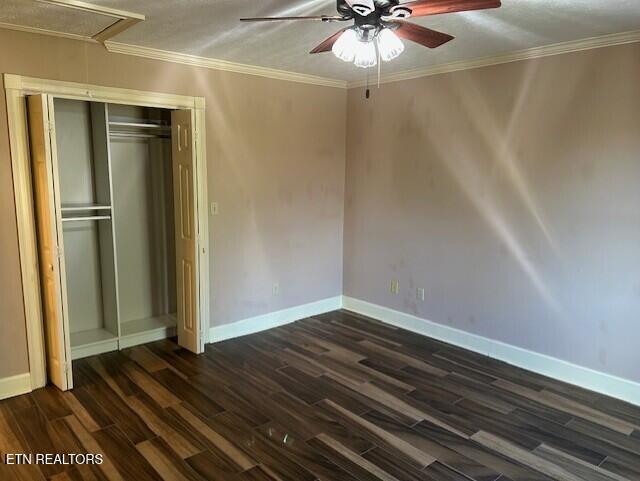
[344,42,640,383]
[3,25,639,387]
[0,28,347,378]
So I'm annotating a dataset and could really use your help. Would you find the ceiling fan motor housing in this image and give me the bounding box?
[338,0,401,17]
[354,9,382,31]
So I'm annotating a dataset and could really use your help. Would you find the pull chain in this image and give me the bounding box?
[365,39,382,99]
[365,66,370,99]
[377,40,381,89]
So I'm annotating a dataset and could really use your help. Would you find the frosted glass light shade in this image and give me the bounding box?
[377,28,405,62]
[332,29,358,62]
[354,40,377,68]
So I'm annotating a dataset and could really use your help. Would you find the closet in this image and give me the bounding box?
[27,94,201,390]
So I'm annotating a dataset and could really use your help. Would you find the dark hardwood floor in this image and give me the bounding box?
[2,310,640,481]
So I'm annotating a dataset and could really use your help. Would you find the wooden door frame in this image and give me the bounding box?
[4,74,210,391]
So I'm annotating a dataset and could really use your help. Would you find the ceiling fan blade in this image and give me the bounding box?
[393,21,454,48]
[401,0,501,17]
[310,28,349,54]
[240,15,346,22]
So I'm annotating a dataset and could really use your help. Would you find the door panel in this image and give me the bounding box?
[171,110,200,353]
[27,94,72,390]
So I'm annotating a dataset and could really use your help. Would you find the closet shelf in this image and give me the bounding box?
[62,215,112,223]
[110,132,170,140]
[119,314,177,349]
[71,327,118,347]
[61,204,112,212]
[109,121,171,140]
[121,314,177,336]
[109,121,170,131]
[70,327,119,360]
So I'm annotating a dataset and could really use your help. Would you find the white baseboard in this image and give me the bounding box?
[209,296,343,343]
[0,373,32,400]
[342,296,640,407]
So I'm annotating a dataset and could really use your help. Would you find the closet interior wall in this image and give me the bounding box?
[109,104,177,346]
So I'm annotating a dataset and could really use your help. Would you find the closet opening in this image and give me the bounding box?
[57,100,178,359]
[19,85,207,391]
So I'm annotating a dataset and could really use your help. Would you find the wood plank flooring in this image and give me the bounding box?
[2,309,640,480]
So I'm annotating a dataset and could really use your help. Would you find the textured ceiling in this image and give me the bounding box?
[7,1,640,81]
[1,0,116,37]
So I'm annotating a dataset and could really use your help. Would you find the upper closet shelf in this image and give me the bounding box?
[61,204,112,212]
[109,121,170,130]
[108,121,171,136]
[62,215,111,223]
[109,120,170,140]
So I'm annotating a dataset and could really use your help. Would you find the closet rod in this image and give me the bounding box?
[62,215,112,223]
[110,132,170,139]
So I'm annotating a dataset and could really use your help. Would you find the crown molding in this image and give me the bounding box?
[347,29,640,88]
[104,42,348,89]
[0,21,345,88]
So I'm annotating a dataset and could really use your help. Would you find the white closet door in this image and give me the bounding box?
[171,110,201,353]
[27,94,73,390]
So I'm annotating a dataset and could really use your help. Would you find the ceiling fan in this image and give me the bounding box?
[241,0,502,68]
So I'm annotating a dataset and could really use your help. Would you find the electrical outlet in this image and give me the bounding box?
[417,287,425,301]
[272,282,280,296]
[210,202,219,216]
[390,279,399,294]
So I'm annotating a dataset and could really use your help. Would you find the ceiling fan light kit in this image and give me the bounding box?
[332,28,359,62]
[332,27,405,68]
[378,27,405,61]
[241,0,502,68]
[354,39,378,68]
